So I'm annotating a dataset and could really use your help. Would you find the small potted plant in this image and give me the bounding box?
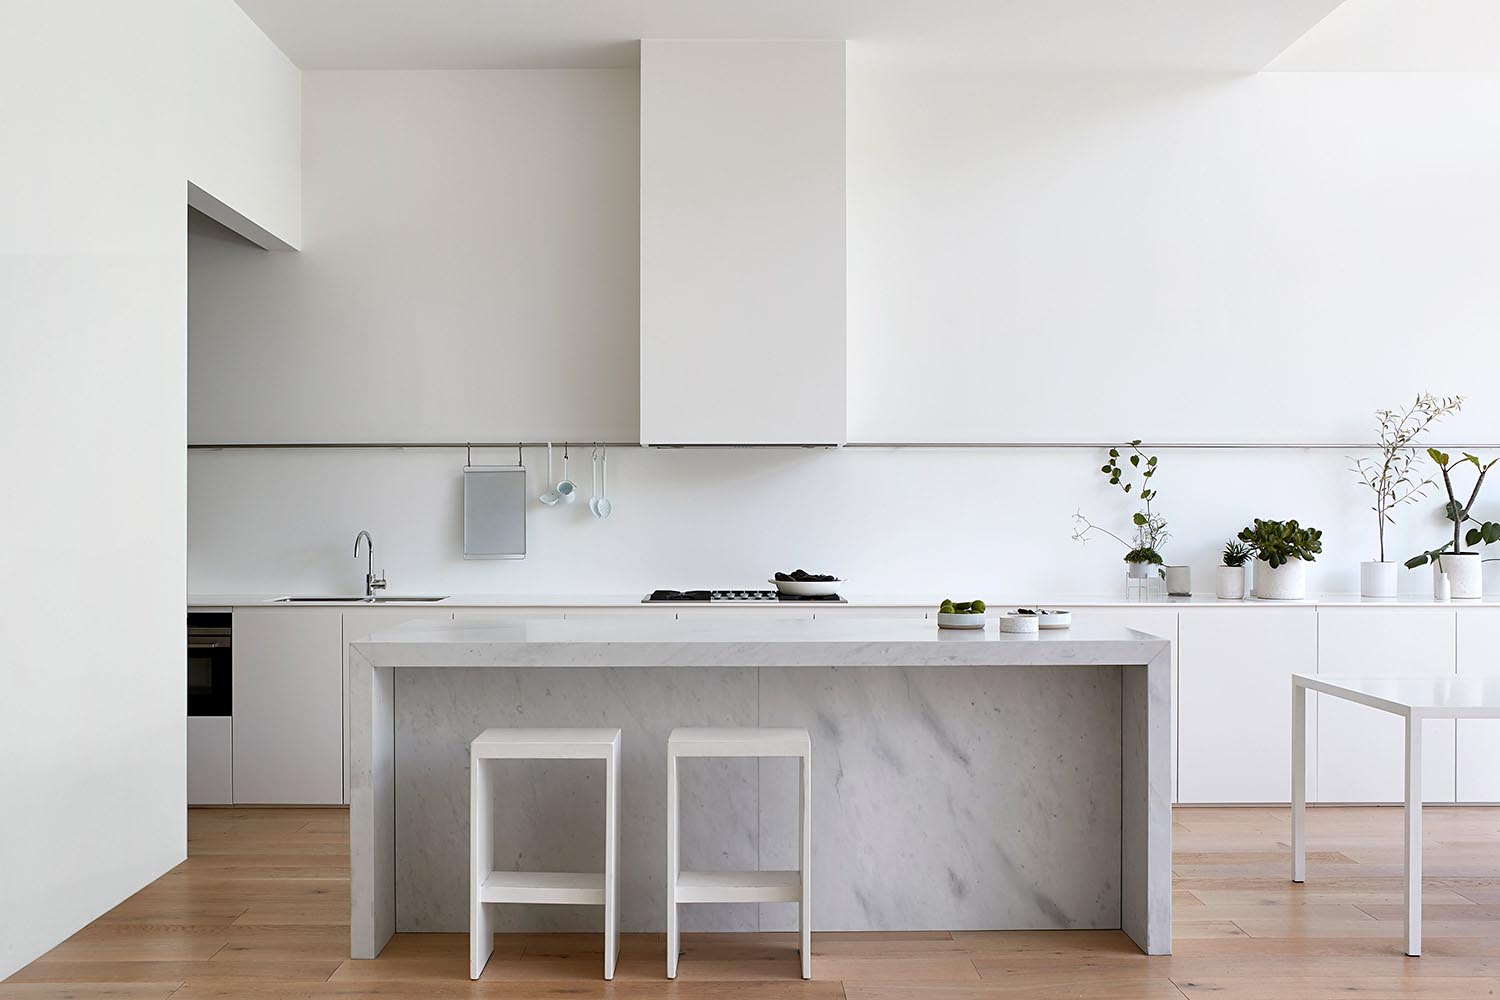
[1405,449,1500,599]
[1237,518,1323,600]
[1217,541,1251,600]
[1350,393,1463,597]
[1072,440,1169,581]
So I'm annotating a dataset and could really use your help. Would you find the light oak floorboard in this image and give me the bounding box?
[3,806,1499,998]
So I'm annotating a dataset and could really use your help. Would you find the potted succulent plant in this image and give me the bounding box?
[1237,519,1323,600]
[1349,394,1463,597]
[1072,440,1169,581]
[1405,449,1500,599]
[1217,541,1251,600]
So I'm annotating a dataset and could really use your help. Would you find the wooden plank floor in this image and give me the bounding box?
[5,806,1500,998]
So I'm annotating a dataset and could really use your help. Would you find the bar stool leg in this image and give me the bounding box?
[666,750,680,979]
[469,754,494,980]
[799,750,812,980]
[604,742,620,980]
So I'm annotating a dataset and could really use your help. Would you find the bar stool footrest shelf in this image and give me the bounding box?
[674,870,802,903]
[480,870,606,906]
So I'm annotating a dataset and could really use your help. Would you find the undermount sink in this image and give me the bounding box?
[270,595,448,604]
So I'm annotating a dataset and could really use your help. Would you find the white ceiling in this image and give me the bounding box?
[233,0,1346,72]
[1270,0,1500,71]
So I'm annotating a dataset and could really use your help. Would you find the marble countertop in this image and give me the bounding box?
[349,617,1171,669]
[191,591,1500,609]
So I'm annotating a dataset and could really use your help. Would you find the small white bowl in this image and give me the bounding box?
[997,613,1040,634]
[937,612,987,630]
[1018,609,1072,630]
[770,578,844,597]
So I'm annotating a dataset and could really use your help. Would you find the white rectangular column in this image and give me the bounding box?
[1120,649,1173,955]
[348,649,395,959]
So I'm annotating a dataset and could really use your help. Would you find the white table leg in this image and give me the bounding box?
[1404,713,1423,957]
[1292,679,1306,883]
[666,750,680,979]
[470,755,493,980]
[799,751,812,981]
[604,745,620,981]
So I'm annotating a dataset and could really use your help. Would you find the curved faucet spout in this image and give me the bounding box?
[353,530,385,597]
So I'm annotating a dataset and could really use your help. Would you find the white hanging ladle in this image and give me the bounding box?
[591,445,612,519]
[538,443,561,506]
[556,444,578,504]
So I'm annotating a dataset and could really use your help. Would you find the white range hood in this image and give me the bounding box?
[639,39,847,447]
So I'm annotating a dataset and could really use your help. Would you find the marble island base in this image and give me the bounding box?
[348,618,1172,958]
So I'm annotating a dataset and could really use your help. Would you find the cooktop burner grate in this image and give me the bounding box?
[643,589,845,603]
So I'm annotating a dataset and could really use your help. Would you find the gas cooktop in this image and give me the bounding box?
[643,589,846,604]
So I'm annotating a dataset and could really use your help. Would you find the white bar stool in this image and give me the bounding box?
[470,727,621,980]
[666,726,812,980]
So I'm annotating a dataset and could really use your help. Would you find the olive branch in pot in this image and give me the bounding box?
[1349,393,1462,563]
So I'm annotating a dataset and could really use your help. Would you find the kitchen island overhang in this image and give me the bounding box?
[348,618,1172,959]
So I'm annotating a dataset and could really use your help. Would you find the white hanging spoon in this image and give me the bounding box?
[595,445,612,519]
[539,443,560,506]
[588,446,603,517]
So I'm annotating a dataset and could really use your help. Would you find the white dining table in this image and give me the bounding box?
[1291,673,1500,956]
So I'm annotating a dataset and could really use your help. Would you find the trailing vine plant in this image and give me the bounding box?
[1072,439,1169,565]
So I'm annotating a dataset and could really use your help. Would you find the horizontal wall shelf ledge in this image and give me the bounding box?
[187,440,1500,451]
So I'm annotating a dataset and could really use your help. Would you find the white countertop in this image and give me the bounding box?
[348,617,1171,669]
[189,591,1500,609]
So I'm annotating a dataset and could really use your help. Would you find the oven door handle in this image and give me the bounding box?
[188,640,232,651]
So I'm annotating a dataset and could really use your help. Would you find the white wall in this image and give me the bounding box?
[188,442,1500,599]
[187,64,1500,601]
[189,69,638,444]
[847,67,1500,443]
[0,0,298,979]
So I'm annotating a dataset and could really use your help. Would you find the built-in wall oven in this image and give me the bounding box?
[187,612,232,716]
[188,612,234,805]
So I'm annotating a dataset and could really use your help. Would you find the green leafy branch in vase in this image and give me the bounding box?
[1406,448,1500,569]
[1072,439,1169,565]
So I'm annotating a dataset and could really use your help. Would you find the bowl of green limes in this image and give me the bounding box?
[936,599,987,629]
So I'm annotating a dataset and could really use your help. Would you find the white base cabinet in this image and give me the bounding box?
[187,715,233,805]
[1315,608,1456,804]
[1178,609,1318,804]
[205,600,1500,808]
[233,607,345,805]
[1457,609,1500,802]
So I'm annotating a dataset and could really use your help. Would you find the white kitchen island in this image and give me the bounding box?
[348,617,1172,959]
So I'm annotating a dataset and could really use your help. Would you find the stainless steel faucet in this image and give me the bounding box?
[354,530,387,598]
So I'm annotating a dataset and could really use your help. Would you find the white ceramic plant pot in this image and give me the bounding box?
[1215,565,1245,600]
[1434,552,1483,600]
[1253,558,1306,600]
[1126,560,1153,580]
[1164,565,1191,597]
[1360,560,1397,599]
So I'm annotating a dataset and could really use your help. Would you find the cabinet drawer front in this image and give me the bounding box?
[1178,608,1317,804]
[232,608,344,805]
[1316,608,1456,804]
[1458,608,1500,802]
